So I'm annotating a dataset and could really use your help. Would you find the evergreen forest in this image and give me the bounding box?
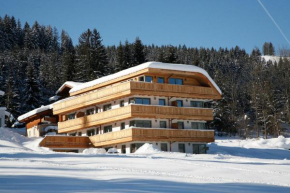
[1,15,290,138]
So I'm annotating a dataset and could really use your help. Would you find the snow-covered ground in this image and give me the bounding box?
[0,128,290,193]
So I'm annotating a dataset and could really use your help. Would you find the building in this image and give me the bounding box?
[0,90,6,128]
[42,62,221,153]
[17,81,82,137]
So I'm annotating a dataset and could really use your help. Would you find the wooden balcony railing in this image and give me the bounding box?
[58,105,213,133]
[39,136,91,149]
[53,82,219,115]
[89,128,215,147]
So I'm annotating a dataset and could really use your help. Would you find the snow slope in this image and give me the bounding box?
[0,129,290,193]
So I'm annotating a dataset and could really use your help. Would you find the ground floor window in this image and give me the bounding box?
[130,143,144,153]
[160,121,167,128]
[193,144,207,154]
[161,143,168,151]
[178,143,186,153]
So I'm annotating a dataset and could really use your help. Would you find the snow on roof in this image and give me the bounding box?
[17,96,75,122]
[70,62,222,95]
[0,90,4,96]
[18,104,53,121]
[55,81,83,94]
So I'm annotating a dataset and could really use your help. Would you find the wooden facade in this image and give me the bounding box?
[58,105,213,133]
[39,136,91,149]
[53,81,220,115]
[89,128,215,147]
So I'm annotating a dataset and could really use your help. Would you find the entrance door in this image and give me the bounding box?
[121,145,126,154]
[161,143,168,151]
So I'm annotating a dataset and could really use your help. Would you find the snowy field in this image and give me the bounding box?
[0,128,290,193]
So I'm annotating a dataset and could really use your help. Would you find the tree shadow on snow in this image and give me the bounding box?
[0,175,289,193]
[208,143,290,160]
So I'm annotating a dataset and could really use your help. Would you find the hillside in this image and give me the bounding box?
[0,128,290,193]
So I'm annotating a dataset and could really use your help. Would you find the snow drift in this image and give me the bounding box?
[83,148,106,154]
[135,143,161,154]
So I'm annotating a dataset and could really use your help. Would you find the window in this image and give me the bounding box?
[95,107,99,113]
[178,144,186,153]
[190,101,204,108]
[67,113,75,120]
[161,143,168,151]
[104,125,112,133]
[87,129,95,136]
[86,108,95,115]
[177,122,184,129]
[176,100,183,107]
[120,100,125,107]
[70,132,76,136]
[130,120,151,128]
[130,98,150,105]
[157,77,164,83]
[103,104,112,111]
[169,78,183,85]
[78,132,82,136]
[145,76,153,82]
[121,122,125,130]
[139,76,153,83]
[159,99,166,106]
[160,121,167,128]
[193,144,207,154]
[96,128,100,135]
[191,122,206,130]
[130,143,144,153]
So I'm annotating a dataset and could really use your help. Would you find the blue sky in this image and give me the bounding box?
[1,0,290,53]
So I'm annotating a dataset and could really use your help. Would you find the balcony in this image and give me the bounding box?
[58,105,213,133]
[53,81,220,115]
[89,128,215,147]
[39,136,91,149]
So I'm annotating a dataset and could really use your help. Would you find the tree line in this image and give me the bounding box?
[0,15,289,138]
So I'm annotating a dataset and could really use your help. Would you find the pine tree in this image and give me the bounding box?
[76,28,109,81]
[21,61,40,112]
[133,37,145,65]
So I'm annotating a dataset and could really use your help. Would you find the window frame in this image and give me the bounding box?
[103,104,112,111]
[121,122,125,130]
[177,121,184,129]
[178,143,186,153]
[86,108,95,115]
[104,125,113,133]
[190,101,204,108]
[160,121,167,128]
[120,100,125,107]
[176,100,183,107]
[169,78,183,85]
[67,113,76,120]
[159,99,166,106]
[130,120,152,128]
[157,77,164,84]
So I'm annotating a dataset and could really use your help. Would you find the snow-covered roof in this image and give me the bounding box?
[70,62,222,95]
[17,96,75,121]
[0,90,4,96]
[55,81,83,94]
[18,104,53,121]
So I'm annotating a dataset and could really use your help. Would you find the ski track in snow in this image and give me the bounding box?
[1,157,290,188]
